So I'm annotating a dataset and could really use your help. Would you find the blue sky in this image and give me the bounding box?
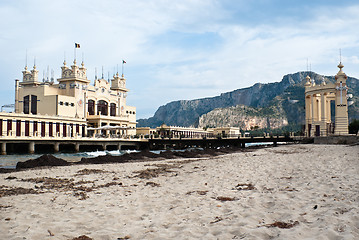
[1,0,359,118]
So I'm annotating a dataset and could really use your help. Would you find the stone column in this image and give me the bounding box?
[320,93,327,136]
[1,142,6,155]
[29,142,35,154]
[118,143,123,150]
[75,143,80,152]
[54,142,60,152]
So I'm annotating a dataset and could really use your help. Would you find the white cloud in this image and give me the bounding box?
[0,0,359,119]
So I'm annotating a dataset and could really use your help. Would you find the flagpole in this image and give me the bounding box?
[74,44,76,63]
[122,61,124,77]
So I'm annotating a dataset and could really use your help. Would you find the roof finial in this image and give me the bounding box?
[95,67,97,80]
[102,66,104,79]
[33,57,37,69]
[25,49,28,70]
[63,51,67,66]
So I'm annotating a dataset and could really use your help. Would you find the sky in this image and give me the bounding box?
[1,0,359,119]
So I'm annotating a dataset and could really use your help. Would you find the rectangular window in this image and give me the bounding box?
[49,122,53,137]
[56,123,60,135]
[0,119,2,136]
[7,119,12,136]
[110,103,116,116]
[25,120,29,136]
[31,95,37,114]
[23,95,29,114]
[63,123,67,137]
[76,124,79,134]
[16,120,21,137]
[33,121,38,135]
[82,124,86,137]
[41,122,45,137]
[88,100,95,115]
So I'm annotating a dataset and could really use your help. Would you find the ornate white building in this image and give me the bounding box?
[1,58,136,139]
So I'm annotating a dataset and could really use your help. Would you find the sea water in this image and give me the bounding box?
[0,143,275,169]
[0,149,139,169]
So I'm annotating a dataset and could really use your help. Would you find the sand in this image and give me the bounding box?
[1,144,358,240]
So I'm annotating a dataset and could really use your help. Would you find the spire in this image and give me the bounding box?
[101,66,104,79]
[33,57,37,70]
[63,51,67,66]
[338,48,344,73]
[51,69,54,82]
[81,52,84,67]
[25,49,28,71]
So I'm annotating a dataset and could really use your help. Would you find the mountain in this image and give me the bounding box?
[198,104,288,130]
[137,71,359,128]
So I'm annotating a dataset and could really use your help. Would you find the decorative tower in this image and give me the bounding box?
[334,62,349,135]
[20,61,40,85]
[304,75,312,136]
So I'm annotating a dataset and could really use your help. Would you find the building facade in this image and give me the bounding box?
[1,59,136,139]
[304,62,349,136]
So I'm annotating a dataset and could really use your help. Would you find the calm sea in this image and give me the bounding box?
[0,142,271,169]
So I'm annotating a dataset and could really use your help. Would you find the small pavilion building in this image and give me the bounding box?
[305,62,349,136]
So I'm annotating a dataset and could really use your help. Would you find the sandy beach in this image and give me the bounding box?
[1,144,358,240]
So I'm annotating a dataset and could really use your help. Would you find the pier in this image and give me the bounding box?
[148,135,300,150]
[0,135,301,155]
[0,137,147,155]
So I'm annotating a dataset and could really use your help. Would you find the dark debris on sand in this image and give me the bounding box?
[0,186,40,197]
[265,221,299,229]
[71,235,93,240]
[16,154,70,169]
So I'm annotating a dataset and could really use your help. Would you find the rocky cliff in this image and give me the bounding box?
[198,104,288,130]
[137,71,359,128]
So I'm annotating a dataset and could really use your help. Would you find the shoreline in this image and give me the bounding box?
[1,144,358,239]
[0,143,273,174]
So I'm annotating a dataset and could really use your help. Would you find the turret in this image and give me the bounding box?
[20,62,40,85]
[111,72,128,92]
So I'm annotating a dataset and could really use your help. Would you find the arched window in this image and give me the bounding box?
[23,95,30,114]
[97,100,108,115]
[110,103,116,116]
[88,100,95,115]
